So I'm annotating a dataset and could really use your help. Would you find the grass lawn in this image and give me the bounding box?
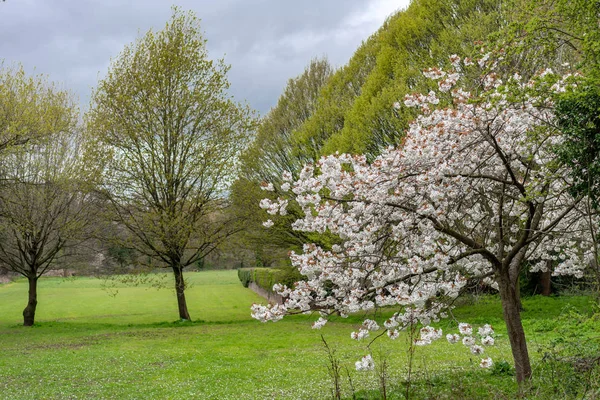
[0,270,598,399]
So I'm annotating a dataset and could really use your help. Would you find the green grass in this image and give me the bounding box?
[0,271,598,399]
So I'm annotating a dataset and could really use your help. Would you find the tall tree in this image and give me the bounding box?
[87,8,255,320]
[230,58,334,264]
[0,70,90,325]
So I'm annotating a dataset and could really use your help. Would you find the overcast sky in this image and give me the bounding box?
[0,0,409,115]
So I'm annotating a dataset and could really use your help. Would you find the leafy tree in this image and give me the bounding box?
[241,58,334,183]
[231,58,334,264]
[87,8,255,320]
[0,75,92,325]
[286,0,506,162]
[556,82,600,207]
[0,65,66,152]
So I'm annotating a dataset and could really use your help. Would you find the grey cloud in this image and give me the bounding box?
[0,0,406,114]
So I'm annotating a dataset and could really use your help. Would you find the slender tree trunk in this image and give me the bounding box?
[172,265,191,320]
[498,273,532,383]
[23,276,38,326]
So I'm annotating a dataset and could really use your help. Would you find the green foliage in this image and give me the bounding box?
[296,0,506,159]
[237,268,252,288]
[107,245,136,270]
[0,64,75,153]
[530,307,600,398]
[230,59,333,260]
[252,268,279,291]
[237,267,303,292]
[87,7,255,270]
[240,57,334,183]
[555,79,600,207]
[490,360,515,376]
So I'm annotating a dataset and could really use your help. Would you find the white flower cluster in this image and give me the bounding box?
[415,326,443,346]
[311,317,327,330]
[458,323,473,336]
[355,354,375,371]
[447,322,496,368]
[250,303,286,322]
[480,357,493,369]
[258,198,288,216]
[350,319,381,341]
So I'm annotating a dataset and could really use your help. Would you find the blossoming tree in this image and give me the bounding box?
[253,54,589,382]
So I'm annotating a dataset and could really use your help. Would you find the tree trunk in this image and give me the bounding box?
[23,276,38,326]
[540,269,552,296]
[172,265,191,320]
[498,273,532,382]
[514,275,523,311]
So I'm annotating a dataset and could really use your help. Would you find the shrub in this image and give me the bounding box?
[237,268,253,288]
[237,266,303,292]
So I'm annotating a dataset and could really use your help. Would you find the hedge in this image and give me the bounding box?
[237,267,303,292]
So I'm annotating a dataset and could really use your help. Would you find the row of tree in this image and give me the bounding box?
[0,9,254,325]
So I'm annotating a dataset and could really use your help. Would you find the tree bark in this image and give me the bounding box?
[498,273,532,382]
[172,265,191,320]
[540,268,552,296]
[23,276,38,326]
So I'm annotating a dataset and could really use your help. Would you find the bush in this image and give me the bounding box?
[237,266,303,292]
[237,268,253,288]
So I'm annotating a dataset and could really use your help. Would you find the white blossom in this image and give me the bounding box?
[252,56,587,372]
[311,317,327,329]
[480,357,493,369]
[260,182,274,191]
[351,329,370,341]
[481,336,495,346]
[478,324,494,336]
[459,323,473,336]
[446,333,460,344]
[355,355,375,371]
[387,329,399,340]
[471,345,485,355]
